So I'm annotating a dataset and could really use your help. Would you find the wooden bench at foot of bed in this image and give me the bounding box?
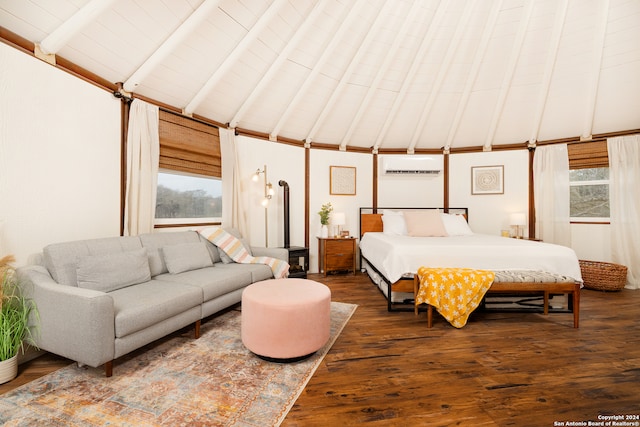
[413,270,581,328]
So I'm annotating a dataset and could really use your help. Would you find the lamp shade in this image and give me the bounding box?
[332,212,346,226]
[510,213,526,226]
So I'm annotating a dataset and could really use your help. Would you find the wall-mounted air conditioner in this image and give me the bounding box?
[382,155,443,175]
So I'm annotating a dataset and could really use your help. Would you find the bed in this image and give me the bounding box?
[359,207,582,326]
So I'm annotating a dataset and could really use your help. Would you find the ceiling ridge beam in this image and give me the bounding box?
[184,0,289,115]
[305,1,392,148]
[581,0,610,141]
[228,0,327,129]
[482,0,535,151]
[372,1,449,153]
[338,1,425,152]
[528,0,569,146]
[269,0,368,141]
[407,1,476,154]
[123,0,222,93]
[443,0,502,154]
[38,0,117,55]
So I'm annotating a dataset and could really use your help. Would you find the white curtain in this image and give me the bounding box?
[608,135,640,289]
[123,99,159,236]
[533,144,571,246]
[220,128,248,237]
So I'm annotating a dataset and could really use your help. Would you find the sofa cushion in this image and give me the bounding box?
[154,264,255,301]
[162,242,213,274]
[109,279,202,338]
[44,236,143,287]
[76,248,151,292]
[139,231,206,277]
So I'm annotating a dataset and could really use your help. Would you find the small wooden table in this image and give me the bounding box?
[317,237,356,276]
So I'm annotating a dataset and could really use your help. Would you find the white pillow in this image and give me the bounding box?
[382,210,407,235]
[441,213,473,236]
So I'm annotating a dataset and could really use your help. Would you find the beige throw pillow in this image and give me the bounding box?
[403,210,448,237]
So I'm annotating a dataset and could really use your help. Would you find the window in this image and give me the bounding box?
[567,141,609,221]
[155,110,222,226]
[155,171,222,225]
[569,168,609,220]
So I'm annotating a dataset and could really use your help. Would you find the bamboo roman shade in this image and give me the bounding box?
[158,110,221,177]
[567,141,608,169]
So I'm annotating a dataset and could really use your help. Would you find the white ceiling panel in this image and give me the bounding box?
[0,0,638,151]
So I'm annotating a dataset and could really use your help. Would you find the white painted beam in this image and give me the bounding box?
[184,0,289,115]
[123,0,222,93]
[269,0,367,142]
[372,2,448,153]
[483,0,535,151]
[443,0,502,153]
[581,0,609,141]
[38,0,117,55]
[228,0,327,129]
[407,1,475,153]
[304,1,391,145]
[338,1,425,150]
[528,0,569,146]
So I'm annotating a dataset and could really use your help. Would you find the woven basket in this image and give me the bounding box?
[579,260,628,291]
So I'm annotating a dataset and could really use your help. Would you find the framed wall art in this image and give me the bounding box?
[330,166,356,195]
[471,165,504,195]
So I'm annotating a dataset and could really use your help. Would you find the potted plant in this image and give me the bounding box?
[318,203,333,238]
[0,255,38,384]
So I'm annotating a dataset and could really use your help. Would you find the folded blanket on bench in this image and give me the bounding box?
[416,267,495,328]
[199,227,290,279]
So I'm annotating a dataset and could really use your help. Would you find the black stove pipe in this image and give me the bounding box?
[279,180,290,248]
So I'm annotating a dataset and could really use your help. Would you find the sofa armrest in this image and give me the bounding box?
[251,247,289,261]
[17,265,116,368]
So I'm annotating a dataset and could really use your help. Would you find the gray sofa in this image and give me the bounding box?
[17,230,287,377]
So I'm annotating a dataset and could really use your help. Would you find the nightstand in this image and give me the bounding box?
[317,237,356,276]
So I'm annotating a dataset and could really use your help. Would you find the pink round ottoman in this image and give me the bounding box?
[241,278,331,361]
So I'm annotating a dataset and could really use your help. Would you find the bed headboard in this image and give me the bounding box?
[359,207,468,238]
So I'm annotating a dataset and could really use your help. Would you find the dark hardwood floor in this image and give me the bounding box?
[2,272,639,426]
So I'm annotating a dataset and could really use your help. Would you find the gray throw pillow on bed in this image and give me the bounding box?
[162,242,213,274]
[76,248,151,292]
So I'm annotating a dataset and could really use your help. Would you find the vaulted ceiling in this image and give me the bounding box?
[2,0,639,153]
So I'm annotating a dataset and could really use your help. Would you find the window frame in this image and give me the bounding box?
[567,141,610,224]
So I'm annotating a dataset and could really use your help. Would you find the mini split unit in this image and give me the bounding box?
[382,156,443,175]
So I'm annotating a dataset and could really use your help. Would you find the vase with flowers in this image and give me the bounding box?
[317,202,333,238]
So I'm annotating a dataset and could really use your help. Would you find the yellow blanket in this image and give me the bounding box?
[416,267,495,328]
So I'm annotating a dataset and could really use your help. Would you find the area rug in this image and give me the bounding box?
[0,301,357,426]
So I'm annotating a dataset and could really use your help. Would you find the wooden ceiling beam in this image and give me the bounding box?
[483,0,534,152]
[581,0,609,141]
[408,1,475,154]
[443,0,501,154]
[228,0,326,130]
[338,1,423,151]
[268,0,367,141]
[123,0,222,94]
[184,0,289,115]
[528,0,569,147]
[372,2,448,153]
[306,1,390,148]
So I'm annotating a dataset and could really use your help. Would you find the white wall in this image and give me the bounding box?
[377,155,445,207]
[0,43,121,266]
[450,150,530,236]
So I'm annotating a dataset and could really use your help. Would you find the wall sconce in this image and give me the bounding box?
[252,164,273,246]
[510,213,526,239]
[332,212,346,237]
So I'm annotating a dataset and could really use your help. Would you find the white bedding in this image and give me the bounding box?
[359,232,583,284]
